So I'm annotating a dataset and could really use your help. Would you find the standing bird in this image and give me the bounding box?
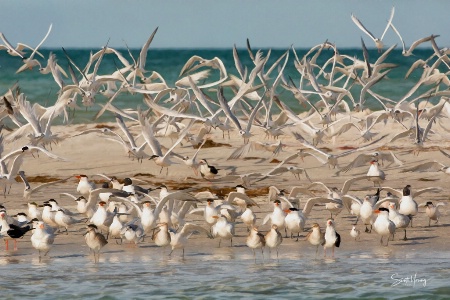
[239,205,257,232]
[30,220,55,259]
[6,224,32,250]
[152,222,171,253]
[120,223,145,245]
[350,226,360,241]
[306,223,325,256]
[373,208,396,246]
[366,160,385,187]
[84,224,108,263]
[323,219,341,257]
[264,224,283,260]
[382,185,441,227]
[262,200,286,236]
[284,207,305,241]
[211,215,235,247]
[76,175,96,198]
[388,202,410,241]
[54,209,85,234]
[420,201,445,226]
[246,227,266,263]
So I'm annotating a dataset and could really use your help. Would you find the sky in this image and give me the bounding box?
[0,0,449,50]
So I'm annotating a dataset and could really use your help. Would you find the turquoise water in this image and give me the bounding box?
[0,48,439,124]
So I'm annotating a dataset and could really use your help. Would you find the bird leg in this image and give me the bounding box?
[4,239,8,251]
[403,229,408,241]
[13,239,17,251]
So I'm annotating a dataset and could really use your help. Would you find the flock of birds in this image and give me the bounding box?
[1,6,450,263]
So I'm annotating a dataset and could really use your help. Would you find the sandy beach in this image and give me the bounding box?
[2,110,449,258]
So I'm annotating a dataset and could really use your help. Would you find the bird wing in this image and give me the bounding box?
[401,161,445,173]
[112,196,143,218]
[179,223,213,239]
[412,187,442,198]
[341,195,362,213]
[306,181,331,195]
[217,87,242,132]
[302,197,340,216]
[380,6,395,41]
[138,27,158,71]
[138,111,163,157]
[341,175,372,195]
[373,196,399,210]
[163,120,194,159]
[379,186,402,198]
[154,191,199,220]
[339,153,373,173]
[289,186,316,198]
[351,14,377,42]
[227,192,260,208]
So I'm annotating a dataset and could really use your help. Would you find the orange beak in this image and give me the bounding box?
[373,209,380,214]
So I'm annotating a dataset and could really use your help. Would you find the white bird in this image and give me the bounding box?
[30,220,55,259]
[182,139,206,176]
[366,160,385,186]
[419,201,446,227]
[239,206,257,232]
[76,175,96,198]
[262,200,286,233]
[387,202,410,241]
[140,112,193,175]
[84,224,108,263]
[373,207,396,246]
[108,215,124,243]
[54,209,85,234]
[217,86,264,144]
[120,223,145,245]
[284,207,305,241]
[16,24,53,73]
[351,7,395,52]
[350,226,360,241]
[323,219,341,257]
[211,215,235,247]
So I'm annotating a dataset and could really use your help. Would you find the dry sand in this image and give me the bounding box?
[2,111,450,261]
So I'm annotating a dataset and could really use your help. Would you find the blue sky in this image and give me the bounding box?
[0,0,448,49]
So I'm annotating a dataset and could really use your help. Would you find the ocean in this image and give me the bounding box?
[1,246,449,299]
[0,47,440,124]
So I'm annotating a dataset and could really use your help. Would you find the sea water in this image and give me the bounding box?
[0,48,440,125]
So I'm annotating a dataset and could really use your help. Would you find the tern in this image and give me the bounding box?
[323,219,340,257]
[351,7,395,52]
[373,208,396,246]
[84,224,108,263]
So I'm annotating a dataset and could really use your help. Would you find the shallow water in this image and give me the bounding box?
[1,247,448,299]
